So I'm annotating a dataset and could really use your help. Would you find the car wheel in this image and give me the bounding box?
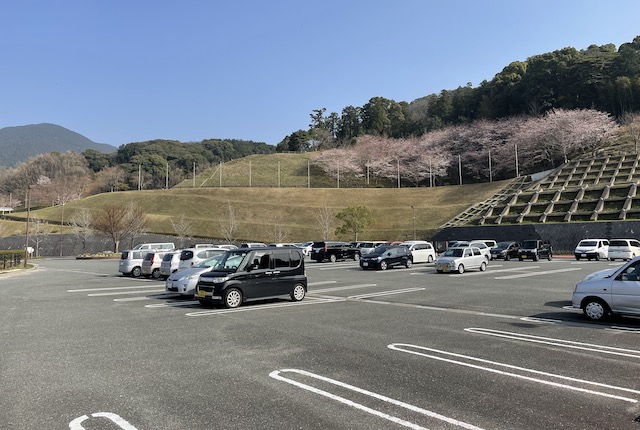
[436,269,443,273]
[518,257,523,261]
[608,258,614,261]
[547,253,553,261]
[290,283,306,302]
[151,268,161,279]
[479,261,487,271]
[533,255,539,261]
[353,253,360,261]
[427,255,434,263]
[379,260,388,271]
[575,256,580,261]
[595,254,600,261]
[457,264,465,274]
[583,298,609,321]
[405,258,412,269]
[505,254,511,261]
[223,288,242,309]
[329,254,337,263]
[131,266,142,278]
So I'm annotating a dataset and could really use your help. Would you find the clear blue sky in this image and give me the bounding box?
[1,0,639,148]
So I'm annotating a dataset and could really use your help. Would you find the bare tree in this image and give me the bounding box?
[29,217,53,257]
[69,208,93,253]
[621,112,640,153]
[91,203,149,252]
[171,213,192,248]
[219,202,237,243]
[315,204,335,240]
[272,215,291,243]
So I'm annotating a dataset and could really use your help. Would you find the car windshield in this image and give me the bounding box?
[210,251,251,272]
[194,255,224,268]
[609,240,629,247]
[370,246,391,255]
[443,248,464,257]
[496,242,512,250]
[521,240,537,249]
[578,240,597,246]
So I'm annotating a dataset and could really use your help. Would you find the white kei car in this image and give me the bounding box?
[435,246,487,274]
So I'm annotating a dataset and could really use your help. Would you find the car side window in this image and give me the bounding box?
[274,251,290,269]
[464,249,471,257]
[473,248,481,256]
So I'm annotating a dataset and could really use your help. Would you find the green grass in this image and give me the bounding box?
[10,180,511,243]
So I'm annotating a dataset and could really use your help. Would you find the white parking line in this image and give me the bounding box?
[388,343,638,403]
[349,288,425,299]
[68,285,165,292]
[464,328,640,359]
[308,281,337,286]
[146,301,200,308]
[311,284,377,294]
[185,297,341,317]
[87,289,165,297]
[495,267,582,279]
[455,266,541,276]
[270,369,485,430]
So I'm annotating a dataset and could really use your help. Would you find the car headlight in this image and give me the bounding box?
[211,276,229,283]
[187,274,200,280]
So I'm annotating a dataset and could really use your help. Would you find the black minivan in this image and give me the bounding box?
[195,247,307,308]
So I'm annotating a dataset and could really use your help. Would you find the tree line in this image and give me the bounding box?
[278,36,640,152]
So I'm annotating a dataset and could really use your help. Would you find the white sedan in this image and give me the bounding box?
[435,246,488,274]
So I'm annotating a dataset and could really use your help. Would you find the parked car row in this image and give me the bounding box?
[573,238,640,261]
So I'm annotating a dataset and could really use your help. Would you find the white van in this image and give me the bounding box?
[574,239,609,261]
[132,242,175,251]
[607,239,640,261]
[118,249,150,277]
[178,247,227,270]
[401,240,437,263]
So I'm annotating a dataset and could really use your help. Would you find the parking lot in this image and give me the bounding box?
[1,257,640,429]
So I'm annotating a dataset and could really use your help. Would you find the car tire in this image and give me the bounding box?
[427,255,434,263]
[575,256,580,261]
[353,253,360,261]
[436,269,443,273]
[329,254,337,263]
[533,255,539,261]
[223,288,243,309]
[405,259,412,269]
[519,257,523,261]
[290,283,306,302]
[379,260,388,271]
[479,261,487,271]
[595,254,600,261]
[547,254,553,261]
[151,268,161,279]
[583,298,609,321]
[505,254,511,261]
[457,264,465,274]
[131,266,142,278]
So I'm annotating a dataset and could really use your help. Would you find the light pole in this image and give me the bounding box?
[411,205,416,240]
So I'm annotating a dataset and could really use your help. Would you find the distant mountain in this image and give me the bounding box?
[0,123,116,168]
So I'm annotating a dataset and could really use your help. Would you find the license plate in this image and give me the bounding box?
[362,262,368,266]
[197,290,206,298]
[581,253,587,257]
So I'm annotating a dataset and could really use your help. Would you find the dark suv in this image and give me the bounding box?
[360,245,412,270]
[518,240,552,261]
[310,241,360,263]
[490,241,520,261]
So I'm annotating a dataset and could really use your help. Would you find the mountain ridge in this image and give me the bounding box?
[0,123,116,168]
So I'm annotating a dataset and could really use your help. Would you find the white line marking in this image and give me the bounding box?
[465,328,640,359]
[308,281,337,286]
[69,412,138,429]
[455,266,541,276]
[48,268,113,276]
[388,343,638,403]
[349,287,425,299]
[185,297,341,317]
[145,301,200,308]
[270,369,485,430]
[494,267,582,279]
[68,285,164,292]
[311,284,377,294]
[520,317,561,324]
[87,289,165,297]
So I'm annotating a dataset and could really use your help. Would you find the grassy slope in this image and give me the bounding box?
[12,180,511,242]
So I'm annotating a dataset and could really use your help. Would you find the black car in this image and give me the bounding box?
[490,241,520,260]
[518,240,552,261]
[310,241,360,263]
[360,245,412,270]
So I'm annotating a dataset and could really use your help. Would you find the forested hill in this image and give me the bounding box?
[278,36,640,151]
[0,123,116,168]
